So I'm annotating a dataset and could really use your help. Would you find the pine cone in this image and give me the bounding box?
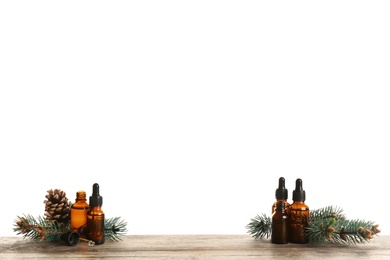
[44,189,71,223]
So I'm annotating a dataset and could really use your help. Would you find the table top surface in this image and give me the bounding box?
[1,235,389,259]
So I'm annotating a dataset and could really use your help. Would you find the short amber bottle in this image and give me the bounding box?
[70,191,89,236]
[272,201,289,244]
[86,183,105,245]
[288,178,309,243]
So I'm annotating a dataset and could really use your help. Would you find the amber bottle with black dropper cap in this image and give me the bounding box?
[271,177,289,244]
[288,178,309,243]
[86,183,105,245]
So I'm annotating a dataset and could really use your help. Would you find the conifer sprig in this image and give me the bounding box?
[14,214,69,241]
[309,205,345,221]
[105,217,128,241]
[14,214,128,242]
[305,218,380,244]
[246,213,272,239]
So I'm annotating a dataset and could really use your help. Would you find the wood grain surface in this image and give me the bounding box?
[1,235,389,259]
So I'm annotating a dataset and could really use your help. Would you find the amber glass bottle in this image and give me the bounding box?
[272,201,288,244]
[288,178,309,243]
[70,191,89,236]
[272,177,290,214]
[86,183,105,245]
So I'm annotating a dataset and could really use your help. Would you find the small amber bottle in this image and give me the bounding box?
[86,183,105,245]
[272,201,289,244]
[70,191,89,236]
[288,178,309,243]
[272,177,290,214]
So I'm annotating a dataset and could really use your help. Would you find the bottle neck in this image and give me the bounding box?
[76,191,87,201]
[89,205,104,215]
[274,201,287,213]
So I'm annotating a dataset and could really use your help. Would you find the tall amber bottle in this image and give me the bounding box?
[271,177,289,244]
[288,178,309,243]
[86,183,105,245]
[70,191,89,236]
[271,201,289,244]
[272,177,290,214]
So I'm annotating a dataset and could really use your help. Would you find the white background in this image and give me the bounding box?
[1,1,389,237]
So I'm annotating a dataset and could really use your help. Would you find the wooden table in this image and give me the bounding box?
[1,235,389,259]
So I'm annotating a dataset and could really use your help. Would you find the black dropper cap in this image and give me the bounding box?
[292,178,306,201]
[61,231,80,246]
[89,183,103,207]
[275,177,288,200]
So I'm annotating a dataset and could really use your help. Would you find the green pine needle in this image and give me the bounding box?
[246,213,272,239]
[309,205,345,222]
[105,217,128,241]
[14,214,69,241]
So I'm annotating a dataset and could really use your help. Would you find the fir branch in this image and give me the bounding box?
[305,218,380,245]
[309,205,345,222]
[105,217,128,241]
[305,217,341,244]
[336,219,380,244]
[14,214,128,242]
[246,213,272,239]
[14,214,69,241]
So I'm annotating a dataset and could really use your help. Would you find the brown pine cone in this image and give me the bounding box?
[44,189,71,223]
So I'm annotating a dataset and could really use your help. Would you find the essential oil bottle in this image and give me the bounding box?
[272,177,290,214]
[272,200,289,244]
[271,177,289,244]
[288,178,309,243]
[70,191,89,236]
[86,183,105,245]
